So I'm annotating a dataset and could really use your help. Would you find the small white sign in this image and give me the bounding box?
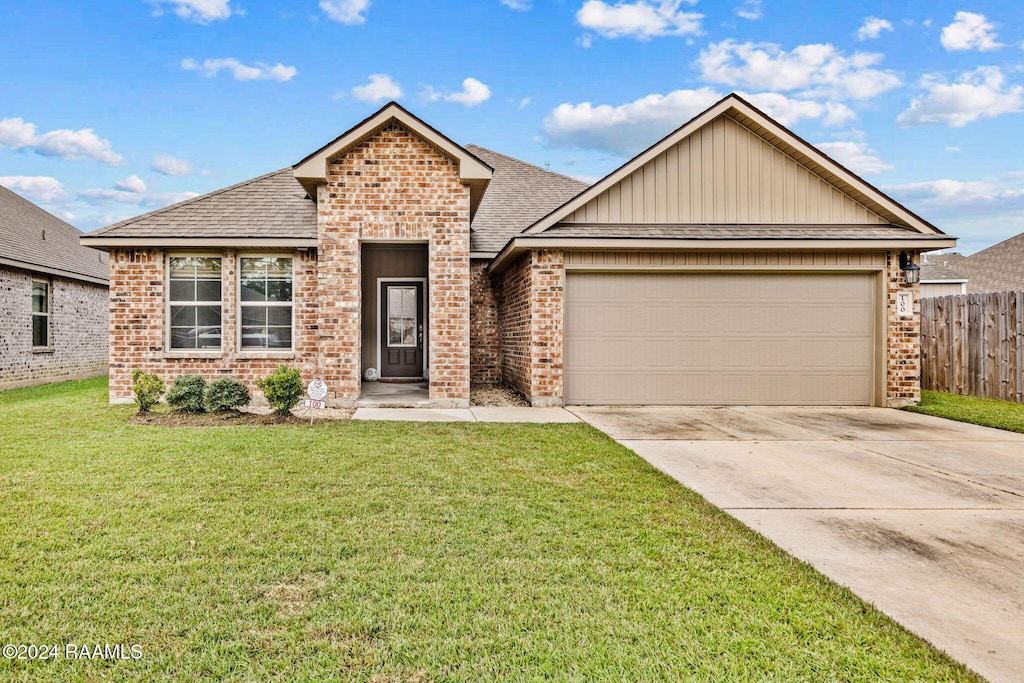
[897,292,914,318]
[303,398,326,410]
[307,378,328,401]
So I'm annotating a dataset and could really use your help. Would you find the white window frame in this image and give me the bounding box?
[237,253,296,353]
[31,278,50,349]
[166,253,224,352]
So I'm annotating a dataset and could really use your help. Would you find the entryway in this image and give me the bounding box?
[361,243,428,384]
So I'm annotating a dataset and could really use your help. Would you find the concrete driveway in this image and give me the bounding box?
[572,405,1024,683]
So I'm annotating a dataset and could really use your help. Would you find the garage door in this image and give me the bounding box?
[564,271,876,405]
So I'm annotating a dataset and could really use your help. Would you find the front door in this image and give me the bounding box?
[380,281,425,378]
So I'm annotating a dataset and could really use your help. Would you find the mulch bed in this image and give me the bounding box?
[127,410,309,426]
[470,383,530,407]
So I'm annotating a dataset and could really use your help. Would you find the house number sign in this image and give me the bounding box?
[304,379,329,423]
[897,292,913,319]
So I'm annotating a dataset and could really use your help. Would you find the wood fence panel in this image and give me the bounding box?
[921,290,1024,403]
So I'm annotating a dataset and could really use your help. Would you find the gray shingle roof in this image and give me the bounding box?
[464,145,589,252]
[88,168,316,239]
[920,259,967,282]
[0,184,109,283]
[538,223,952,241]
[936,235,1024,293]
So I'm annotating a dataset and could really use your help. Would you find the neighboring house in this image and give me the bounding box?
[920,255,968,297]
[81,95,955,408]
[929,234,1024,294]
[0,185,109,390]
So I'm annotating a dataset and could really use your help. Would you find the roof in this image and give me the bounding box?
[920,258,967,283]
[521,93,946,238]
[539,223,949,241]
[937,234,1024,293]
[292,101,493,218]
[85,168,316,241]
[465,145,589,253]
[0,184,108,284]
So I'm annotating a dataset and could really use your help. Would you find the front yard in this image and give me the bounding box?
[906,389,1024,434]
[0,378,981,681]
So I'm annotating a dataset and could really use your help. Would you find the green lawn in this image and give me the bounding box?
[906,390,1024,434]
[0,378,981,682]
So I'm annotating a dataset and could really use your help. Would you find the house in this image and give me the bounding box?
[1,184,109,390]
[81,94,956,408]
[920,255,968,297]
[926,234,1024,294]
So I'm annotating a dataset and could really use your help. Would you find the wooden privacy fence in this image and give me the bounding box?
[920,291,1024,403]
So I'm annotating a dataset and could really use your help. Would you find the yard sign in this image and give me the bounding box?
[304,378,328,424]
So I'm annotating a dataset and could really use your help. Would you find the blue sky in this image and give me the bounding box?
[2,0,1024,253]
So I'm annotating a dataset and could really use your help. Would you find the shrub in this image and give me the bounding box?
[166,375,207,413]
[204,378,251,412]
[131,368,165,413]
[257,365,304,416]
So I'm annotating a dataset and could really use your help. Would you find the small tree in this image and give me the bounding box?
[131,368,165,413]
[257,365,304,416]
[166,375,207,413]
[204,378,251,412]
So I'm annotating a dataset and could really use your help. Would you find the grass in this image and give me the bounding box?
[0,378,981,682]
[906,389,1024,434]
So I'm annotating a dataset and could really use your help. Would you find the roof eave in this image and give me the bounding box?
[0,256,108,286]
[79,236,319,250]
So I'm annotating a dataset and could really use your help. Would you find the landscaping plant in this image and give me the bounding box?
[165,375,207,413]
[130,368,165,413]
[204,377,251,412]
[257,365,304,416]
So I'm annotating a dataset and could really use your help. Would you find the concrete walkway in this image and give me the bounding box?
[352,406,579,423]
[572,405,1024,683]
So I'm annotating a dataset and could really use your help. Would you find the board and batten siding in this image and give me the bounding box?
[562,116,887,225]
[564,251,887,268]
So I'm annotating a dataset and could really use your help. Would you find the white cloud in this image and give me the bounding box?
[0,117,123,165]
[897,67,1024,128]
[857,17,893,41]
[0,176,68,204]
[444,78,492,106]
[697,40,901,100]
[735,0,762,21]
[320,0,370,24]
[886,178,1024,209]
[543,88,852,156]
[576,0,702,41]
[114,175,148,193]
[79,180,198,207]
[181,58,297,81]
[517,97,532,109]
[941,11,1003,51]
[500,0,531,9]
[816,141,893,175]
[152,155,195,176]
[351,74,403,103]
[151,0,235,23]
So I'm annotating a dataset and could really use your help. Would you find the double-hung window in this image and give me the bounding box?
[168,256,222,349]
[31,279,49,348]
[239,257,293,350]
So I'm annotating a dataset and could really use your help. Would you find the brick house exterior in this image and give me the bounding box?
[1,186,109,391]
[82,96,954,408]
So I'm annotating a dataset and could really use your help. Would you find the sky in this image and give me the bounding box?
[2,1,1024,254]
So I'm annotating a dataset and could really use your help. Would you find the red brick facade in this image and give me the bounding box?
[470,260,501,383]
[886,251,922,407]
[316,122,471,406]
[107,248,318,402]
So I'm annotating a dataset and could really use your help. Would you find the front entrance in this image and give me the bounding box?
[380,280,425,378]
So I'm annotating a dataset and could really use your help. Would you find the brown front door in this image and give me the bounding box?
[380,281,424,378]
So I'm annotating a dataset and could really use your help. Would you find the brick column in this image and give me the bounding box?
[886,251,922,407]
[529,249,564,406]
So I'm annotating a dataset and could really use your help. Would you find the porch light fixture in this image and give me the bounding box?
[899,252,921,285]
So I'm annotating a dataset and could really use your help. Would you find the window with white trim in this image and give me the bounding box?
[31,279,49,347]
[239,256,293,349]
[168,256,222,349]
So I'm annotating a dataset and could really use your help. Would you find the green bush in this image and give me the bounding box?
[166,375,207,413]
[204,378,251,412]
[257,365,304,416]
[131,368,165,413]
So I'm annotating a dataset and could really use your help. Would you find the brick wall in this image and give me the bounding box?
[317,122,471,406]
[0,265,108,390]
[496,249,565,406]
[107,248,318,403]
[886,251,922,407]
[470,259,500,383]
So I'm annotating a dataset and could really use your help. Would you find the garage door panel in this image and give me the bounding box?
[565,272,876,405]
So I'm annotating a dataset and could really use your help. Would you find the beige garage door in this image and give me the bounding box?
[564,271,876,405]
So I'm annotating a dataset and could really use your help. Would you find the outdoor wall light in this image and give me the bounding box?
[899,252,921,285]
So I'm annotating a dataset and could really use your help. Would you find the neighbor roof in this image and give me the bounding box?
[0,184,108,284]
[465,145,589,253]
[938,234,1024,293]
[920,259,967,283]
